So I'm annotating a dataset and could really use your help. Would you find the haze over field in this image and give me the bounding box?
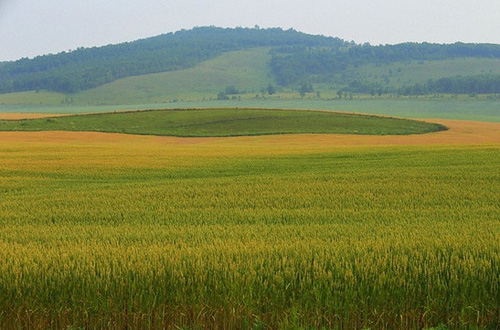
[1,0,500,61]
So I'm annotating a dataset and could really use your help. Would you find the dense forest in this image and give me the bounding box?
[2,26,500,95]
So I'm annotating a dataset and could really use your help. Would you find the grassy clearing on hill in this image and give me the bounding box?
[0,108,446,136]
[74,48,273,105]
[0,129,499,330]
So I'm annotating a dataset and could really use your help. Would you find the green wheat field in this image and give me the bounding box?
[0,109,499,330]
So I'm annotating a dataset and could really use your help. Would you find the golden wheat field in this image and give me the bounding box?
[0,119,499,330]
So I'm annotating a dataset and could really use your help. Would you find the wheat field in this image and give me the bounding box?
[0,119,499,330]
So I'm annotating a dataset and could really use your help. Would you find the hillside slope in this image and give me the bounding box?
[74,48,273,105]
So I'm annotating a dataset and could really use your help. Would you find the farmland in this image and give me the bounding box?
[0,116,499,330]
[2,24,500,330]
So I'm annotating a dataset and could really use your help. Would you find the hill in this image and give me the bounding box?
[2,26,500,105]
[0,27,344,94]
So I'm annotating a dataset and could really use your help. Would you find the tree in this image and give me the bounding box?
[299,83,313,98]
[217,91,229,100]
[225,85,239,95]
[266,83,277,95]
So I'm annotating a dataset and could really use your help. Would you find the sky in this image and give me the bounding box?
[1,0,500,61]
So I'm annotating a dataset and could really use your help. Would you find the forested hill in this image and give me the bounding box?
[0,27,345,93]
[2,26,500,96]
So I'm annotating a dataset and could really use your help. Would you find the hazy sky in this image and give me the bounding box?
[1,0,500,61]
